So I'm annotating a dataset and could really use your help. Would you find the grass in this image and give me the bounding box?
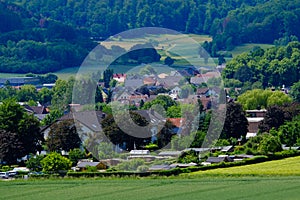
[0,176,299,200]
[1,156,300,199]
[187,156,300,177]
[220,43,275,57]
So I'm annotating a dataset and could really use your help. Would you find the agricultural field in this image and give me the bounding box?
[188,156,300,177]
[1,157,300,200]
[0,34,274,80]
[220,43,275,57]
[0,176,299,200]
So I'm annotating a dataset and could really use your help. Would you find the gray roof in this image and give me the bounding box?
[59,111,105,132]
[170,163,198,168]
[77,161,100,168]
[158,151,183,157]
[221,146,234,152]
[129,150,150,155]
[149,164,173,171]
[156,76,182,88]
[191,77,205,85]
[206,156,233,163]
[184,148,210,153]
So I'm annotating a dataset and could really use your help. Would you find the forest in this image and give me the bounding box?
[1,0,300,73]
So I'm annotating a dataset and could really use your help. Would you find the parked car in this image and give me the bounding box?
[7,171,17,178]
[0,172,9,179]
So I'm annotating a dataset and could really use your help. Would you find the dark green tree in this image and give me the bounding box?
[47,119,81,152]
[0,130,24,165]
[221,102,248,139]
[0,99,42,161]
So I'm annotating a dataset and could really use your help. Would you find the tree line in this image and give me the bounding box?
[6,0,300,53]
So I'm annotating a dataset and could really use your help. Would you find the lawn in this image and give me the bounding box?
[188,156,300,177]
[0,176,299,200]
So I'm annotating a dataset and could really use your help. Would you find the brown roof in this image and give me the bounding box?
[24,105,48,114]
[167,118,185,128]
[196,88,209,95]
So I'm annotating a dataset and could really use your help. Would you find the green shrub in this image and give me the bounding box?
[137,165,149,173]
[41,152,72,173]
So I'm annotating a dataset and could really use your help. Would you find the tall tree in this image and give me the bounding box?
[221,102,248,139]
[47,119,81,152]
[259,105,285,133]
[101,111,151,150]
[0,99,42,163]
[0,130,24,165]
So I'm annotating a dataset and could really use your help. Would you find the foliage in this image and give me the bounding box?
[212,139,230,147]
[178,150,198,164]
[97,142,117,160]
[101,111,151,150]
[136,165,149,173]
[144,143,159,151]
[26,155,45,171]
[259,105,286,132]
[238,89,292,110]
[221,102,248,139]
[290,81,300,102]
[143,95,177,110]
[276,118,300,148]
[51,78,74,111]
[114,159,145,171]
[68,148,86,166]
[0,99,42,163]
[258,134,282,154]
[41,152,72,172]
[41,109,63,126]
[46,119,81,152]
[223,42,300,88]
[0,130,23,164]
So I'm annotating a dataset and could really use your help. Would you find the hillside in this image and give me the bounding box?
[1,0,300,74]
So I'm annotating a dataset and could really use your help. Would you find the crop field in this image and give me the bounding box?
[188,156,300,177]
[0,176,299,200]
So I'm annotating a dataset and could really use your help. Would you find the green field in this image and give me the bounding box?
[188,156,300,177]
[220,43,275,57]
[0,176,299,200]
[1,157,300,200]
[0,36,275,80]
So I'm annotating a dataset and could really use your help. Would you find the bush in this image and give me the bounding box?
[114,159,145,171]
[41,152,72,173]
[137,165,149,173]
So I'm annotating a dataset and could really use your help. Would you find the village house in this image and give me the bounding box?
[125,75,143,88]
[156,76,182,88]
[23,104,49,121]
[143,76,157,86]
[202,156,233,166]
[76,160,107,171]
[113,73,127,83]
[113,90,149,106]
[245,109,266,139]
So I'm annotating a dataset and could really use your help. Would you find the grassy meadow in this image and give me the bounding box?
[0,177,299,200]
[187,156,300,177]
[1,156,300,200]
[220,43,275,57]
